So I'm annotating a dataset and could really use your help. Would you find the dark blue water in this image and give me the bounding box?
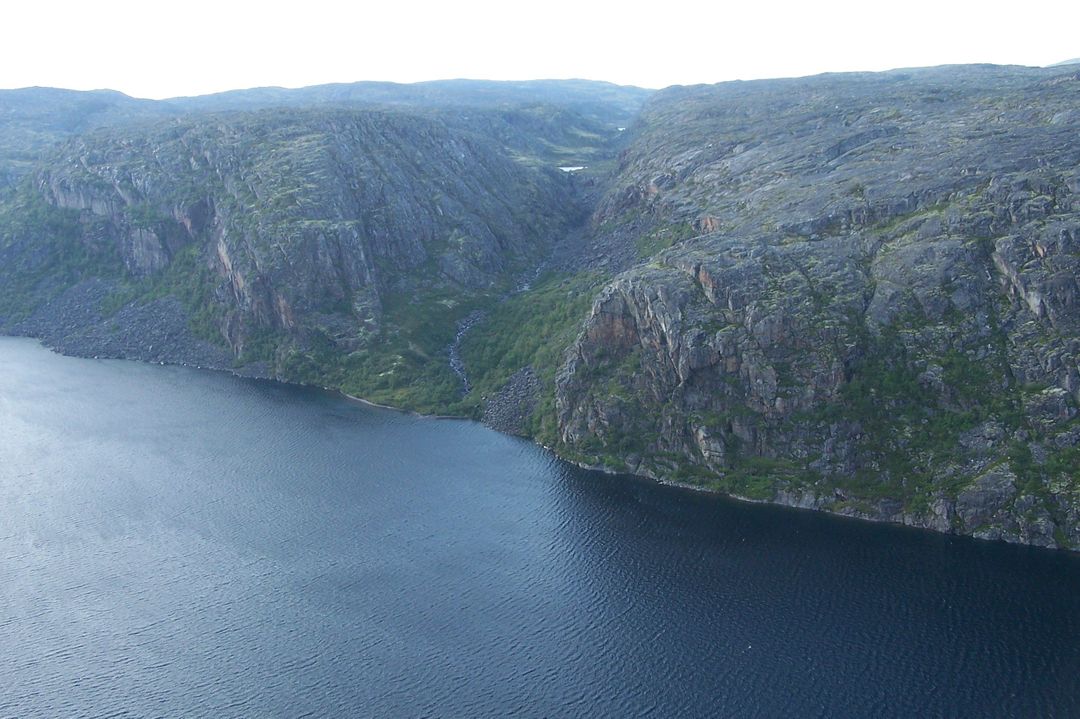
[2,337,1079,718]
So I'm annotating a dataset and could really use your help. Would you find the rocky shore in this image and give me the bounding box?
[481,367,541,436]
[6,297,1075,552]
[5,279,245,373]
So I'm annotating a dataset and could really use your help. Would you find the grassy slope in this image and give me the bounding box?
[459,272,606,435]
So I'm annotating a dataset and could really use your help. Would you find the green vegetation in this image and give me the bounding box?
[263,270,605,421]
[337,287,491,413]
[122,202,166,230]
[0,183,123,322]
[99,243,228,345]
[721,457,819,501]
[634,222,697,259]
[813,307,1024,509]
[460,271,606,438]
[271,284,496,415]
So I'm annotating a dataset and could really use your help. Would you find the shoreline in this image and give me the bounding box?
[5,332,1074,554]
[339,390,469,421]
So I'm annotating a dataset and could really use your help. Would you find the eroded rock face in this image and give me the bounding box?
[955,467,1018,530]
[557,234,865,471]
[555,65,1080,548]
[30,108,580,356]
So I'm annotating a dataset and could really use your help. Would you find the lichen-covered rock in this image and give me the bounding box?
[955,467,1018,531]
[32,110,581,352]
[555,65,1080,548]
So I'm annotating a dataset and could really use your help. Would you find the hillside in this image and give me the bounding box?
[0,101,627,408]
[166,78,650,127]
[3,67,1080,549]
[549,65,1080,548]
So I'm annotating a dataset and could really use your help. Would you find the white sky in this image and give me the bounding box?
[2,0,1078,99]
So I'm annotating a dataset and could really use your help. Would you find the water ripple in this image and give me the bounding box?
[1,337,1079,717]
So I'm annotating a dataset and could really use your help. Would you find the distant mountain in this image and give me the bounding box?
[0,87,175,177]
[0,79,650,182]
[1049,58,1080,66]
[165,78,651,127]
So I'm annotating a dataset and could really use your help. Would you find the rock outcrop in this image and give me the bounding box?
[554,65,1080,549]
[9,108,592,364]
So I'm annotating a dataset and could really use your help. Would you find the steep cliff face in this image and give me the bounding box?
[18,107,589,361]
[554,66,1080,549]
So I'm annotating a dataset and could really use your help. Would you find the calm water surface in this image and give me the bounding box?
[1,337,1079,717]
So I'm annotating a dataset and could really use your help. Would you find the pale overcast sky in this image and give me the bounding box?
[2,0,1077,98]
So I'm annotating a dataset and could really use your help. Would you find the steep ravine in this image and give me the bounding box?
[449,309,484,394]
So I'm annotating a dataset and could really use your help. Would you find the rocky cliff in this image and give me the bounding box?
[553,66,1080,549]
[44,108,575,332]
[0,103,623,410]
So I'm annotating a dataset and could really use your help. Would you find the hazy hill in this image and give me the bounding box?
[165,78,650,127]
[0,79,650,182]
[0,87,174,178]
